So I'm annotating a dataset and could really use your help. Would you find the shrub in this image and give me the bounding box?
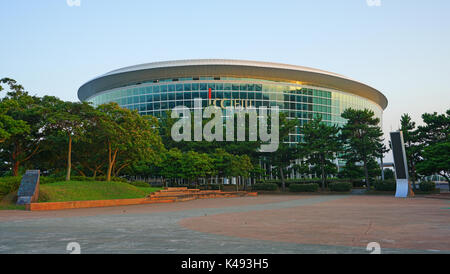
[374,180,396,191]
[40,177,63,184]
[419,181,436,192]
[0,177,22,196]
[70,176,96,182]
[198,184,221,190]
[95,176,128,183]
[127,181,150,187]
[252,183,278,191]
[289,183,319,192]
[329,182,352,192]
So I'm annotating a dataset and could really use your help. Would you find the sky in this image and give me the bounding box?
[1,0,449,161]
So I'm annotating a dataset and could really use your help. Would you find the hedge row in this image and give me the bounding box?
[166,184,222,190]
[251,183,278,191]
[42,176,129,183]
[257,179,365,188]
[419,181,436,192]
[328,182,352,192]
[127,181,151,188]
[0,177,22,197]
[374,180,396,191]
[289,183,319,192]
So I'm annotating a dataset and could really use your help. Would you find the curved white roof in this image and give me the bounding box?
[78,59,388,109]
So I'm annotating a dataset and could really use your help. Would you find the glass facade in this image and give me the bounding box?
[87,77,383,144]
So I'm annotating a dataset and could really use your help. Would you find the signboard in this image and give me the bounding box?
[390,131,411,198]
[16,170,40,205]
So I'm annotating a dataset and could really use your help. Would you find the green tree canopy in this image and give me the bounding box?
[341,108,385,190]
[399,113,421,189]
[301,116,342,190]
[416,109,450,182]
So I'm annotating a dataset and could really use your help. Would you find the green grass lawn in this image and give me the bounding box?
[39,181,162,203]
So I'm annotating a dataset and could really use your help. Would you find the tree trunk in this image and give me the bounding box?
[321,157,326,191]
[279,167,285,192]
[363,158,370,191]
[12,143,20,176]
[12,160,20,177]
[411,162,417,190]
[106,142,118,182]
[66,135,72,181]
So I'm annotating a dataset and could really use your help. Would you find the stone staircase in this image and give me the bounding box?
[146,187,257,203]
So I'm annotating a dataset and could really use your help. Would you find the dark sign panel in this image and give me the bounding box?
[390,132,408,180]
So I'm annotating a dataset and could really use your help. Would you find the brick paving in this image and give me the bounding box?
[0,195,448,254]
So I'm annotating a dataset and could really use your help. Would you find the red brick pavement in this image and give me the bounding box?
[179,196,450,251]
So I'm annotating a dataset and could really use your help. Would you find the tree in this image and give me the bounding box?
[399,113,421,189]
[160,148,183,185]
[43,97,95,181]
[341,108,385,191]
[0,99,29,144]
[301,116,342,190]
[383,168,395,180]
[96,103,164,181]
[0,78,45,176]
[265,113,299,192]
[338,161,364,180]
[416,109,450,183]
[416,142,450,183]
[179,151,213,185]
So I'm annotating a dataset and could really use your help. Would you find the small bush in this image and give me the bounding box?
[289,183,319,192]
[40,177,62,185]
[198,184,221,190]
[252,183,278,191]
[127,181,150,187]
[329,182,352,192]
[0,177,22,196]
[419,181,436,192]
[374,180,396,191]
[95,176,128,183]
[70,176,96,182]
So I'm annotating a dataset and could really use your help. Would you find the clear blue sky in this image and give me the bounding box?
[1,0,449,161]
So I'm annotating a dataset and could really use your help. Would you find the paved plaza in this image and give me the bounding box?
[0,195,449,254]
